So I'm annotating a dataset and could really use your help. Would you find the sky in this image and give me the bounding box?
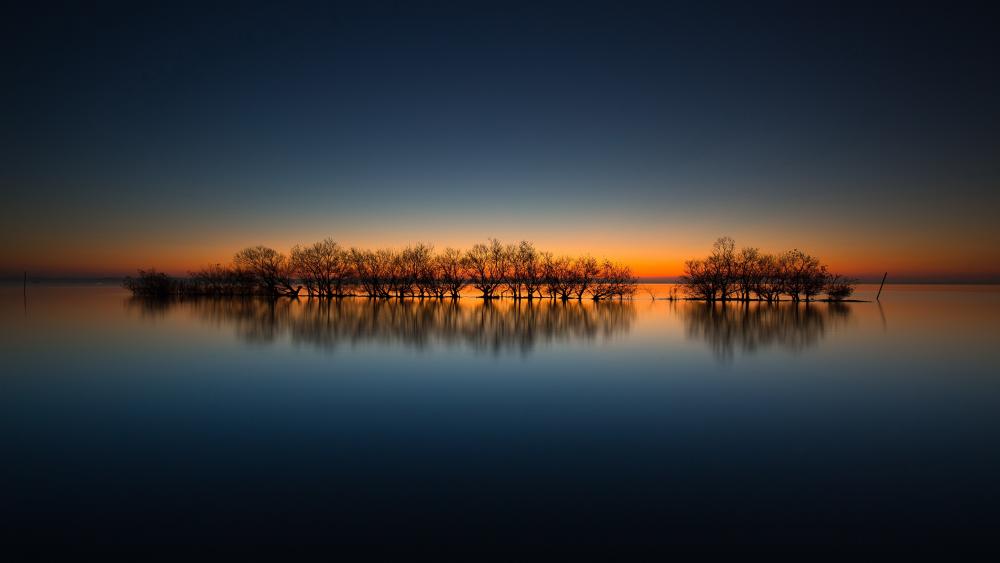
[2,2,998,281]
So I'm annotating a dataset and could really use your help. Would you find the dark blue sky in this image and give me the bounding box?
[2,2,998,278]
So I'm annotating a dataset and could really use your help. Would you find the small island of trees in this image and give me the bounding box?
[124,236,857,302]
[125,239,638,301]
[681,237,856,302]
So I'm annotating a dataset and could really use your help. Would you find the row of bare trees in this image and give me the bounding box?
[126,239,638,300]
[681,237,856,302]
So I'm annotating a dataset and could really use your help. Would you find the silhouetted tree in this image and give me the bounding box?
[349,248,392,298]
[386,247,414,298]
[682,238,853,302]
[780,249,826,302]
[125,238,644,302]
[825,274,856,301]
[291,238,348,297]
[403,244,437,298]
[734,247,764,301]
[436,247,468,298]
[708,236,738,301]
[515,240,545,299]
[188,263,255,295]
[802,266,830,302]
[233,246,300,296]
[589,260,637,300]
[572,255,600,300]
[123,268,177,297]
[754,253,783,303]
[682,237,739,301]
[543,254,576,301]
[463,239,509,299]
[681,259,716,301]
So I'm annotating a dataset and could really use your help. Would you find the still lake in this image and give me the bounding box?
[2,284,999,548]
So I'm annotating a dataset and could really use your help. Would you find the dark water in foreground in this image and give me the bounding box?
[2,284,999,550]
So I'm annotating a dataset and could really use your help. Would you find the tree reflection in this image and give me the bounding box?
[680,301,851,362]
[126,297,635,355]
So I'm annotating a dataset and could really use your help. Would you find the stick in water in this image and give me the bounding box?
[876,272,887,301]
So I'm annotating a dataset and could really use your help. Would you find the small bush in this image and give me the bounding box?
[825,275,856,301]
[123,269,177,297]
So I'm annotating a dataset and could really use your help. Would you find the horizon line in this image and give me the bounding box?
[5,275,1000,285]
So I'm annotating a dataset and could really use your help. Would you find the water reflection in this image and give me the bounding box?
[680,301,852,362]
[9,286,1000,549]
[127,297,637,355]
[126,296,859,360]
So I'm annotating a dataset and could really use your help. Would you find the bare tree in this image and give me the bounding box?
[436,247,468,298]
[679,239,853,304]
[291,238,348,297]
[754,253,783,303]
[349,248,395,298]
[682,237,738,301]
[802,265,830,302]
[463,239,509,299]
[734,247,763,301]
[502,242,522,299]
[573,255,600,300]
[515,241,544,300]
[126,238,649,303]
[707,236,737,301]
[234,246,300,296]
[123,268,177,297]
[681,259,717,301]
[825,274,856,301]
[780,249,824,302]
[189,263,227,295]
[404,243,436,298]
[589,260,637,300]
[543,254,576,301]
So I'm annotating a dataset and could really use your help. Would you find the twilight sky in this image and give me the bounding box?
[2,2,998,280]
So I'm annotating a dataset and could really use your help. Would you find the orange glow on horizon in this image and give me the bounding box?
[6,236,999,282]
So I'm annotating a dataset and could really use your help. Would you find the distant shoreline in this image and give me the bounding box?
[3,277,1000,286]
[3,278,999,287]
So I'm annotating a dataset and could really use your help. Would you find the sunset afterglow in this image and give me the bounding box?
[5,3,1000,553]
[2,5,997,282]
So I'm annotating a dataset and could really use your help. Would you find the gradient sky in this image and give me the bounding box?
[2,2,998,281]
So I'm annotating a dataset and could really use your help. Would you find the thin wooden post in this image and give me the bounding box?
[23,271,27,299]
[876,272,887,301]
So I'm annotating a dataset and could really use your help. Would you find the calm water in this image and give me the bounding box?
[2,284,999,549]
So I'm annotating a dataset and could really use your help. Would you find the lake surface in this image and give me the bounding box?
[2,284,999,550]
